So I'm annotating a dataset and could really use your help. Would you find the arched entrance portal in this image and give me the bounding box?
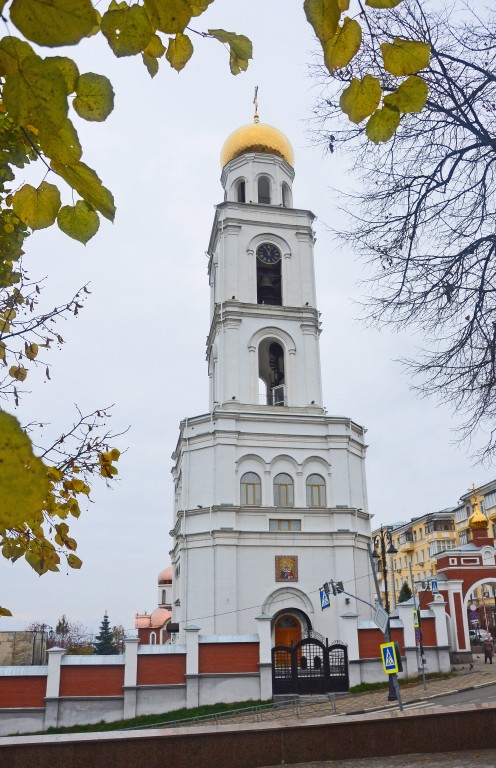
[274,613,302,648]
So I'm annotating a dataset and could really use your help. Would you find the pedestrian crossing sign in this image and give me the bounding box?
[380,642,399,674]
[320,588,330,610]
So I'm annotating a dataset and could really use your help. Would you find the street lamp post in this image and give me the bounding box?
[372,525,399,702]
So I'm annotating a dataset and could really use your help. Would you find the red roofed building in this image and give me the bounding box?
[135,565,173,644]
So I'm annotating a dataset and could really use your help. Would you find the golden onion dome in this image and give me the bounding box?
[468,492,488,529]
[221,119,294,168]
[469,508,488,530]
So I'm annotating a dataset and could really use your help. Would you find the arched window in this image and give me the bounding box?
[236,179,246,202]
[282,182,291,207]
[259,340,285,405]
[241,472,261,505]
[256,242,282,306]
[161,589,166,604]
[274,473,294,507]
[306,474,326,507]
[150,632,156,645]
[258,176,271,204]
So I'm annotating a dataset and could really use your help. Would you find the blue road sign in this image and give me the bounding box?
[431,579,438,594]
[380,642,399,674]
[320,588,330,610]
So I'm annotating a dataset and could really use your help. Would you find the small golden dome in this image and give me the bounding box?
[221,120,294,168]
[469,492,488,529]
[469,508,488,530]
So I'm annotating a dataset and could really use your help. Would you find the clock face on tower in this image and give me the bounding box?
[256,242,281,264]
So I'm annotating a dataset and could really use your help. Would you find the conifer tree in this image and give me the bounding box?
[398,581,413,603]
[93,612,117,655]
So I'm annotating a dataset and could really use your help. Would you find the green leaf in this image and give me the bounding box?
[51,159,115,221]
[38,119,82,164]
[12,181,61,230]
[208,29,252,75]
[381,38,431,76]
[142,52,159,77]
[10,0,98,47]
[73,73,115,122]
[340,75,381,124]
[166,32,193,72]
[366,0,403,6]
[366,104,400,143]
[101,4,152,57]
[3,55,68,134]
[57,200,100,244]
[143,0,192,34]
[0,36,34,76]
[324,16,361,72]
[383,75,428,113]
[49,56,79,94]
[304,0,342,45]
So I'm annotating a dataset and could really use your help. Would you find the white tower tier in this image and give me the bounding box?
[170,118,373,645]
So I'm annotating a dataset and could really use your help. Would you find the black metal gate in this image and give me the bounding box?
[271,639,348,695]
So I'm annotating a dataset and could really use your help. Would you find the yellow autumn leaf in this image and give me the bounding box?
[73,73,115,122]
[57,200,100,244]
[51,160,115,221]
[9,365,27,381]
[0,341,5,360]
[383,75,428,113]
[24,341,38,360]
[366,0,403,6]
[381,38,431,77]
[0,36,34,76]
[38,119,82,164]
[324,16,361,72]
[47,466,64,482]
[3,55,68,134]
[304,0,342,45]
[366,104,401,143]
[10,0,98,47]
[144,34,166,58]
[101,4,152,57]
[0,411,49,531]
[0,606,13,617]
[166,32,194,72]
[49,56,80,94]
[188,0,214,15]
[142,52,159,77]
[340,75,381,124]
[12,181,61,231]
[208,29,252,75]
[67,553,82,569]
[143,0,192,34]
[110,447,120,461]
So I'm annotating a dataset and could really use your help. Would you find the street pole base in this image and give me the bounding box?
[388,692,398,701]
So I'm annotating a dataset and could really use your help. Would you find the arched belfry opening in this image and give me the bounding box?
[259,338,285,405]
[256,242,282,305]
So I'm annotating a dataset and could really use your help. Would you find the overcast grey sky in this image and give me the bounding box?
[1,0,491,636]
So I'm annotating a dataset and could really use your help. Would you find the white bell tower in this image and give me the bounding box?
[170,113,373,646]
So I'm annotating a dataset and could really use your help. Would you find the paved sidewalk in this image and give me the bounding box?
[332,654,496,717]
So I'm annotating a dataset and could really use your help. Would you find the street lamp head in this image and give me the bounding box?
[387,542,398,555]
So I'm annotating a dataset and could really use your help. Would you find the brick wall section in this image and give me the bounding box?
[137,655,186,685]
[199,643,259,673]
[358,628,405,659]
[59,665,124,697]
[420,617,437,646]
[0,676,46,708]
